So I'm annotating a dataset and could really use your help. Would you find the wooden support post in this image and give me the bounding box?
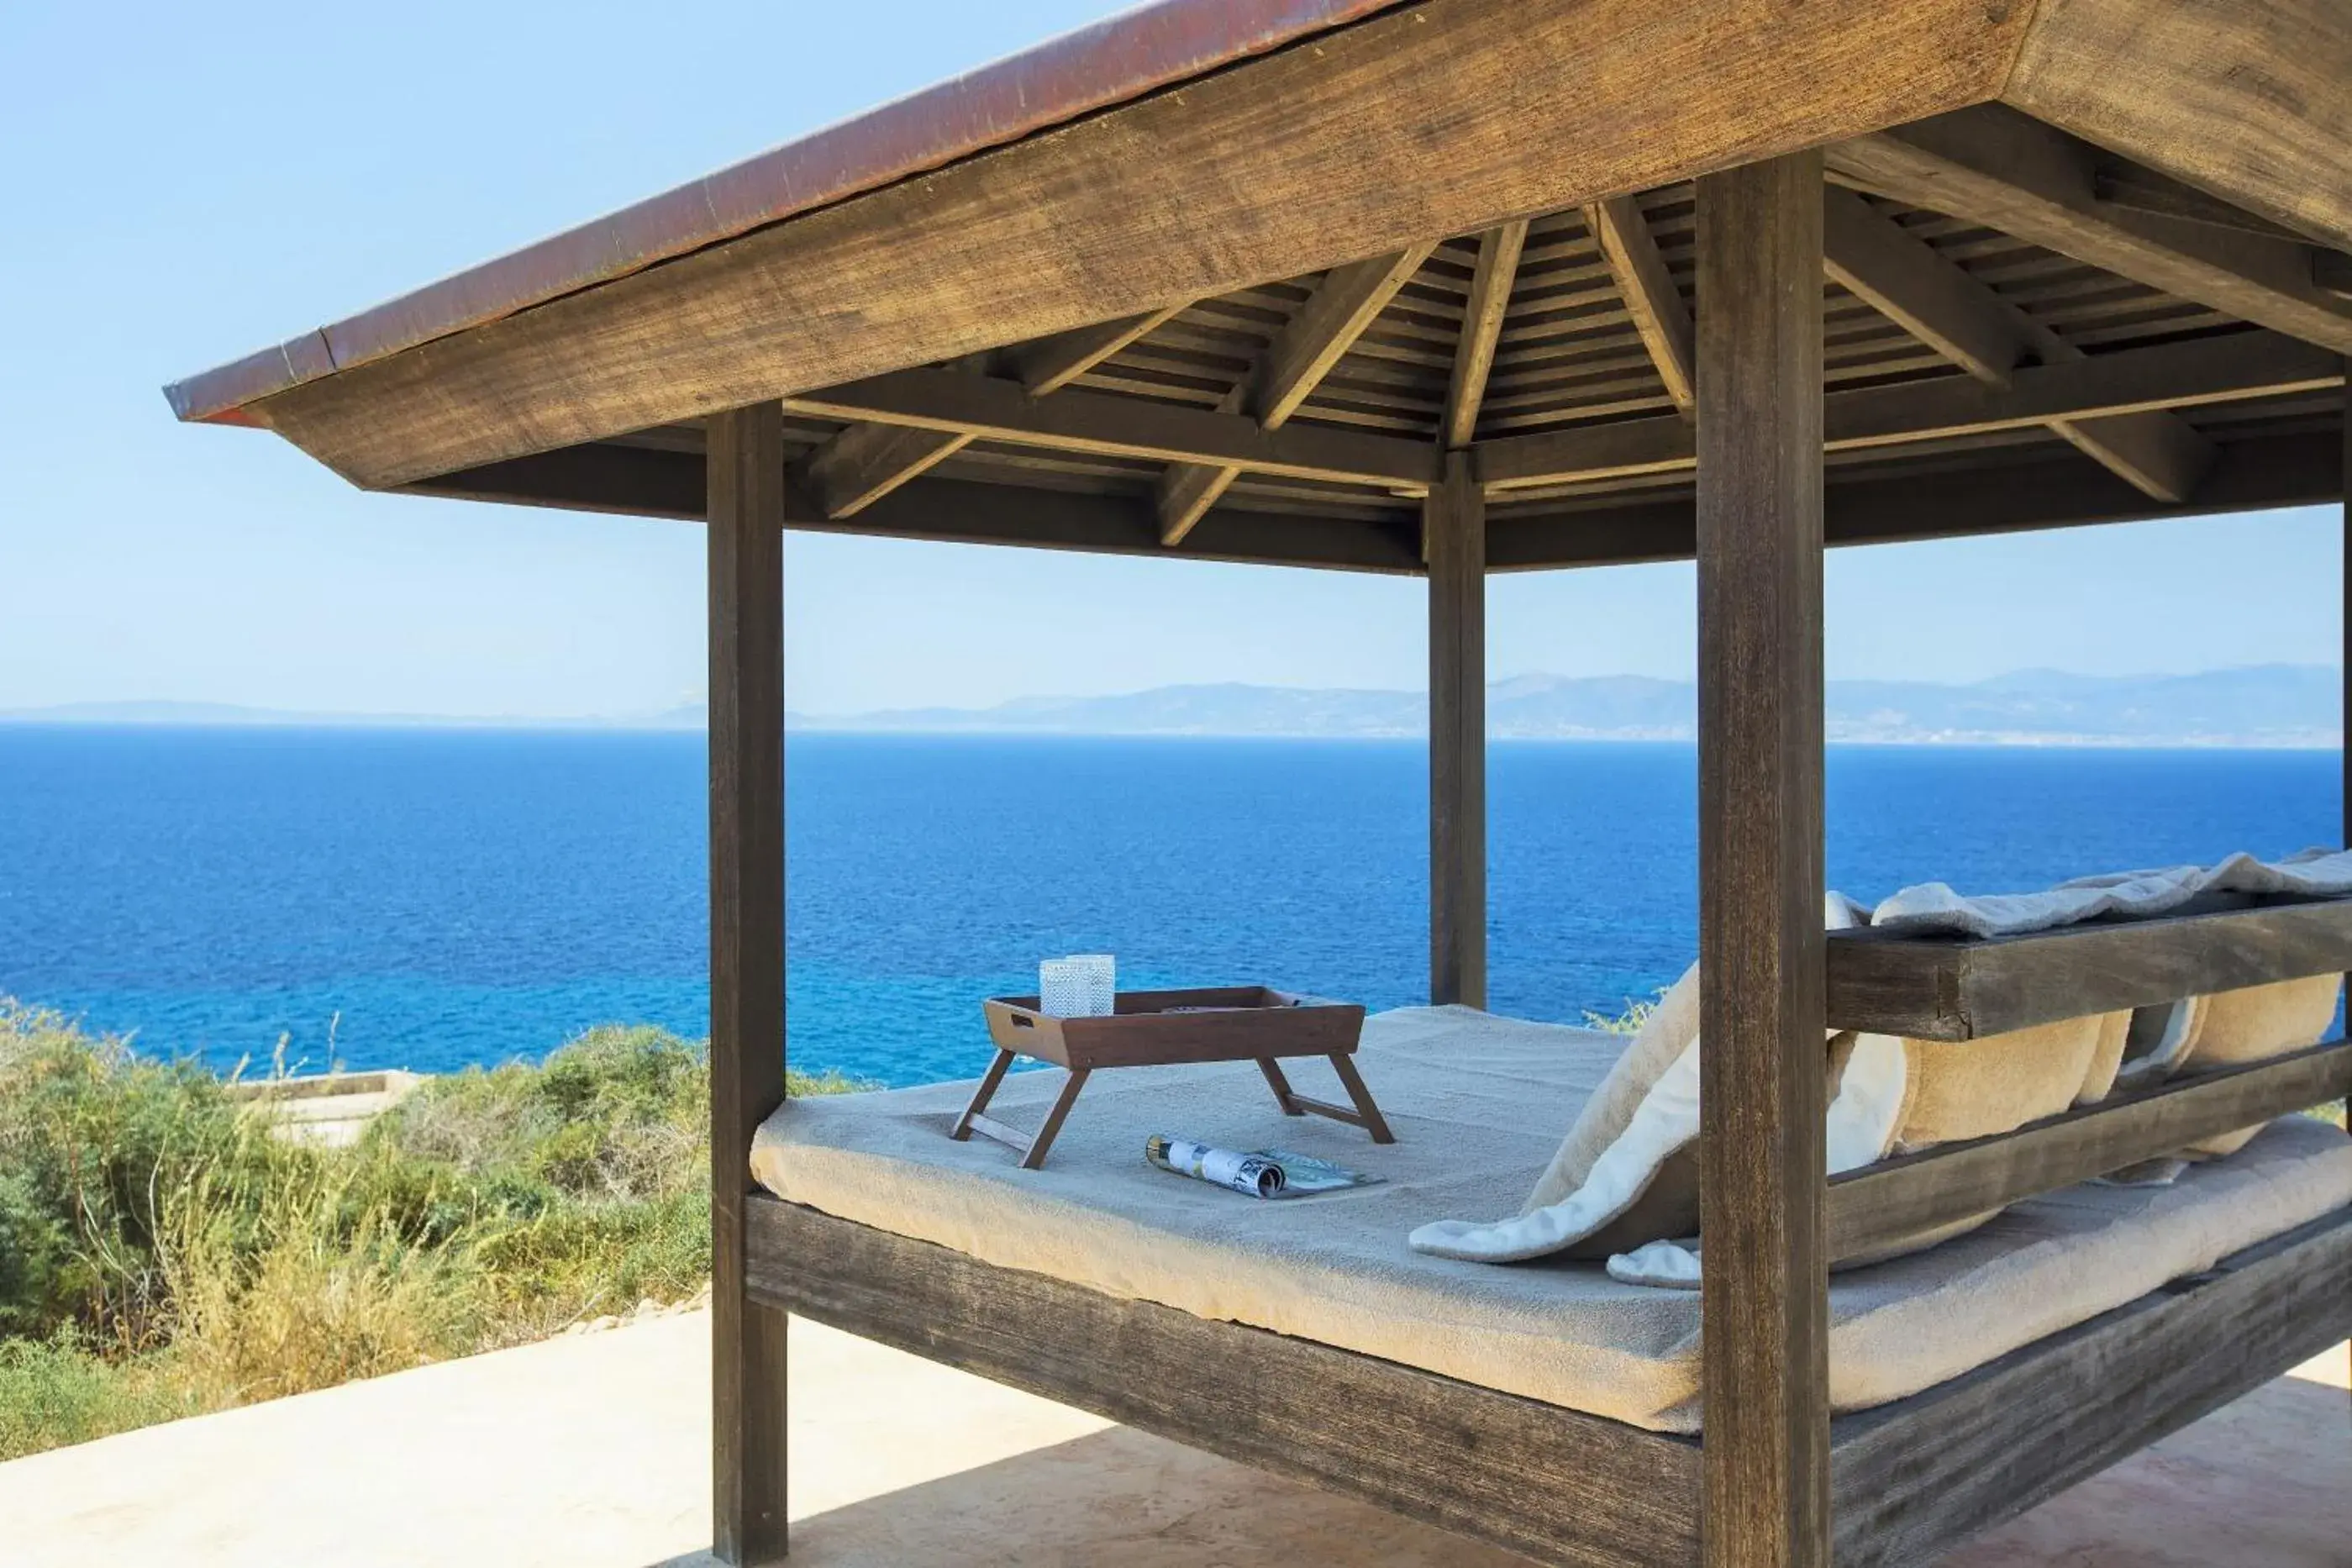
[1695,152,1830,1568]
[708,403,790,1566]
[1427,450,1487,1008]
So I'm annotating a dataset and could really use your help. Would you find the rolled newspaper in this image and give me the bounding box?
[1145,1134,1286,1198]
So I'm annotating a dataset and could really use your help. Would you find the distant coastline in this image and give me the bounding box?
[4,665,2340,750]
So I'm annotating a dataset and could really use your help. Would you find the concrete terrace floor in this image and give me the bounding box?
[3,1313,2344,1567]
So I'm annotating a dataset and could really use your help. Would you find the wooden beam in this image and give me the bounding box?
[1160,247,1431,540]
[1478,329,2335,491]
[2002,0,2352,255]
[1158,383,1249,547]
[1826,1040,2352,1263]
[707,404,789,1567]
[793,422,970,518]
[1827,895,2352,1041]
[1823,187,2030,386]
[1828,106,2352,356]
[397,421,2336,577]
[781,366,1438,490]
[1158,459,1242,546]
[1696,152,1829,1568]
[1585,197,1696,414]
[2320,252,2352,303]
[1256,245,1439,428]
[1822,186,2213,502]
[1481,429,2344,572]
[748,1197,1705,1567]
[248,0,2041,491]
[1004,303,1187,394]
[2093,166,2314,243]
[1830,1211,2352,1568]
[1426,452,1486,1008]
[404,445,1425,573]
[2047,407,2213,505]
[1444,222,1529,449]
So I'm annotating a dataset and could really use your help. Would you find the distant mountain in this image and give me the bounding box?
[8,667,2338,746]
[796,666,2342,748]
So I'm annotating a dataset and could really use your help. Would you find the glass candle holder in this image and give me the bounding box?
[1039,954,1117,1018]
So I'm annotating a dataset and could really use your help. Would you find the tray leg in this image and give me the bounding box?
[951,1049,1017,1141]
[1328,1052,1397,1144]
[1019,1068,1092,1171]
[1257,1056,1307,1116]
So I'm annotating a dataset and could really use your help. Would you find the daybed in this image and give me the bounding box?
[165,2,2352,1563]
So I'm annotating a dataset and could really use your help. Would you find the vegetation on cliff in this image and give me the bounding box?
[0,1002,851,1460]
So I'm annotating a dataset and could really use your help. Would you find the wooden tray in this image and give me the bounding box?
[955,986,1387,1169]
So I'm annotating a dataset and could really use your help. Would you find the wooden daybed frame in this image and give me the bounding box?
[167,3,2352,1563]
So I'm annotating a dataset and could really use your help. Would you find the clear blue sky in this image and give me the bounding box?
[3,1,2340,719]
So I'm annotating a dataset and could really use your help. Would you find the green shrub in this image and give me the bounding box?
[0,1332,208,1461]
[0,1002,863,1460]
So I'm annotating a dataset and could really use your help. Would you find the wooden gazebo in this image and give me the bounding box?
[169,3,2352,1565]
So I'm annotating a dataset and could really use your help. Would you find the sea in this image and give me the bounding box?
[0,726,2338,1087]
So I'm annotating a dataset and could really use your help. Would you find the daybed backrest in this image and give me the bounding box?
[1822,896,2352,1266]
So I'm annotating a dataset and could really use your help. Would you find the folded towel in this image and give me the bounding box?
[1871,846,2352,939]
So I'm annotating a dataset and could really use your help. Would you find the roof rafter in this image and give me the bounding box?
[1823,187,2030,386]
[1826,106,2352,357]
[1480,329,2339,491]
[1444,221,1529,449]
[392,424,2342,575]
[1003,303,1191,395]
[1822,186,2212,503]
[1255,246,1437,425]
[795,423,971,518]
[1158,243,1435,545]
[790,350,993,518]
[1582,197,1694,414]
[2317,251,2352,302]
[782,366,1436,490]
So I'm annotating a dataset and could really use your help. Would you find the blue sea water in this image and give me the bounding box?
[0,726,2338,1087]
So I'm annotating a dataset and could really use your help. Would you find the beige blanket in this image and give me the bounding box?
[750,1007,2352,1432]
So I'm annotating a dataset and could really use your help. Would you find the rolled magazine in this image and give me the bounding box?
[1145,1134,1379,1199]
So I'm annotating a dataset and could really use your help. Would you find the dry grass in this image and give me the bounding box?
[0,1002,860,1459]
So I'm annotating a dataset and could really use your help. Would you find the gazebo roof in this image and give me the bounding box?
[167,0,2351,572]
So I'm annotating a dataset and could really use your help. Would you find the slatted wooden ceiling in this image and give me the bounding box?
[561,145,2339,571]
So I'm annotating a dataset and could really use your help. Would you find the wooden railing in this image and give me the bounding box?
[1825,895,2352,1039]
[1825,1038,2352,1264]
